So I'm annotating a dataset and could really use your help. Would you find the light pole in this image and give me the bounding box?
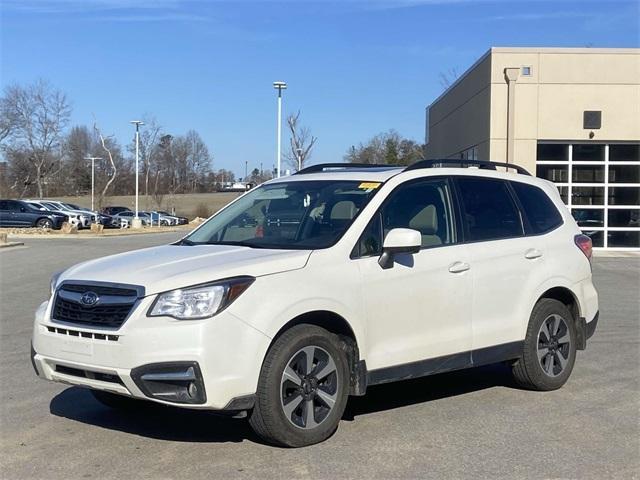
[273,81,287,178]
[84,156,102,212]
[130,120,144,228]
[296,147,303,172]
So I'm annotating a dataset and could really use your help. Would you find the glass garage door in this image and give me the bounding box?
[536,142,640,250]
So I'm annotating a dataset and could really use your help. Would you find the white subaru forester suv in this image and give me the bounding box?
[32,160,599,447]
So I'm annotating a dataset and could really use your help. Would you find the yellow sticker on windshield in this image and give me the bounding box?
[358,182,381,190]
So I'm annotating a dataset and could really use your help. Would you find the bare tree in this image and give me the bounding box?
[94,123,118,209]
[439,67,460,90]
[285,111,317,172]
[1,80,71,197]
[134,116,163,208]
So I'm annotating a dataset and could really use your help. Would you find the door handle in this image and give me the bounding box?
[448,261,470,273]
[525,248,543,260]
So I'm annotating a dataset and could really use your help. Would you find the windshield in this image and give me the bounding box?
[185,180,382,249]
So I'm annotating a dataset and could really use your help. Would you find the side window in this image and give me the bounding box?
[456,177,523,242]
[381,179,454,248]
[510,181,563,234]
[352,179,454,258]
[354,213,383,257]
[7,201,21,212]
[0,201,8,211]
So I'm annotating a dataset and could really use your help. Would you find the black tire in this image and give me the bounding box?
[36,218,53,229]
[90,389,146,410]
[512,299,577,391]
[249,324,350,447]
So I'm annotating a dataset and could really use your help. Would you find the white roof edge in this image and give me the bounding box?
[490,46,640,54]
[426,46,640,112]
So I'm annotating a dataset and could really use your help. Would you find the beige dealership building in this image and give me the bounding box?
[424,47,640,250]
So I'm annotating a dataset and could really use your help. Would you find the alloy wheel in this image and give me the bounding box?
[280,345,339,429]
[537,314,571,378]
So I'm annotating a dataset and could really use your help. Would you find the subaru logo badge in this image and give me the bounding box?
[80,291,99,307]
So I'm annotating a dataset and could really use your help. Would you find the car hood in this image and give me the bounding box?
[58,244,312,296]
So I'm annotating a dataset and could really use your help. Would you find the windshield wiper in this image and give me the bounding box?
[205,241,269,249]
[175,238,196,246]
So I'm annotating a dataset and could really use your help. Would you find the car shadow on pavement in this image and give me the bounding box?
[49,387,258,444]
[50,362,516,443]
[343,362,517,420]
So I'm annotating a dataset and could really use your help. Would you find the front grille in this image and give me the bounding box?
[52,283,140,329]
[60,284,137,297]
[46,325,119,341]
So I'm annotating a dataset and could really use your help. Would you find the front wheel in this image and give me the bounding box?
[249,324,350,447]
[512,299,577,391]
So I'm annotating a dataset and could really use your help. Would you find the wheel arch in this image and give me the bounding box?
[537,286,580,320]
[269,310,366,396]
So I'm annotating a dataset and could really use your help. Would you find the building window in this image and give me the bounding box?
[459,146,478,161]
[522,66,532,76]
[536,142,640,249]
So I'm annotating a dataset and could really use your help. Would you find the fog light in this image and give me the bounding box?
[130,362,206,404]
[188,382,198,398]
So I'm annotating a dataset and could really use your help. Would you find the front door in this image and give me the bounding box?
[353,178,473,375]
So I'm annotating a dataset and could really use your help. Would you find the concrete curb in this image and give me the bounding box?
[0,241,25,249]
[7,229,189,240]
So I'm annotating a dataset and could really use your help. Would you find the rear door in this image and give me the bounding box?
[7,201,30,226]
[454,176,548,354]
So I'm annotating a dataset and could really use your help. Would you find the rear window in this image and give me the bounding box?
[456,177,524,242]
[511,181,563,235]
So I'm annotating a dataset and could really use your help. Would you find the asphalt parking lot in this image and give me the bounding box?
[1,234,639,480]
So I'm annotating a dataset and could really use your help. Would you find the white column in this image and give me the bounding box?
[91,158,95,212]
[604,144,609,248]
[135,127,140,218]
[276,91,282,178]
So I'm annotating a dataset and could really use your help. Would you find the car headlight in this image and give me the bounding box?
[50,271,63,295]
[148,277,254,320]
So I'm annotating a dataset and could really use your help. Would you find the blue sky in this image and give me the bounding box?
[2,0,639,177]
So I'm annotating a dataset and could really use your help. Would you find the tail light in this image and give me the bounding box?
[574,234,593,261]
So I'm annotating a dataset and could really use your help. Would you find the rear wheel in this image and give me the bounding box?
[249,324,349,447]
[36,218,53,229]
[512,299,577,391]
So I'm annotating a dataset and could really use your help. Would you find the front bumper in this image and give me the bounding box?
[31,299,271,410]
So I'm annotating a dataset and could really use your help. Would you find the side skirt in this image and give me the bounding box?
[366,341,524,387]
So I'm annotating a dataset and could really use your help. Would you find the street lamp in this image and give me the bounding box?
[130,120,144,228]
[273,81,287,178]
[84,156,102,212]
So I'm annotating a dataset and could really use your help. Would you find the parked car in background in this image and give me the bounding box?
[113,210,151,226]
[102,206,131,216]
[157,211,189,225]
[144,211,177,226]
[24,200,83,229]
[56,201,100,225]
[0,199,67,229]
[36,201,93,228]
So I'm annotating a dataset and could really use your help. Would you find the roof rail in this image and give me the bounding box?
[294,163,399,175]
[404,159,531,176]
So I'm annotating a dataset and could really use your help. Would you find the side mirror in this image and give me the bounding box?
[378,228,422,269]
[20,207,26,212]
